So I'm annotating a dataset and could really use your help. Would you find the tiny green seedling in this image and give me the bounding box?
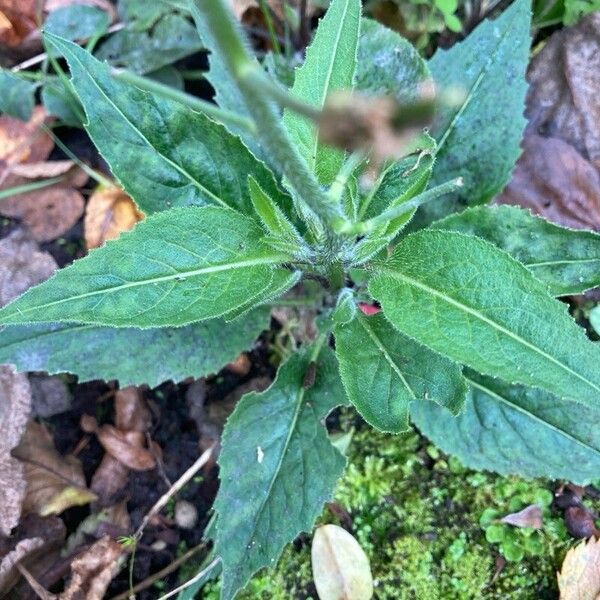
[1,0,600,597]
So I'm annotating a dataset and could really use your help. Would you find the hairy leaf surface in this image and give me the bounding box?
[0,208,294,328]
[0,308,268,387]
[283,0,361,184]
[355,18,430,103]
[430,205,600,296]
[335,312,466,432]
[425,0,530,220]
[214,345,347,600]
[369,230,600,406]
[45,33,289,216]
[411,372,600,484]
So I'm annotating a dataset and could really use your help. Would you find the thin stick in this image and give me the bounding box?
[11,23,125,72]
[155,557,221,600]
[134,444,216,542]
[109,542,207,600]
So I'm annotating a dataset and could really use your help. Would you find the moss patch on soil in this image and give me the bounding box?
[199,422,584,599]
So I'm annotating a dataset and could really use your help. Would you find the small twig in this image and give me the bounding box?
[109,542,207,600]
[134,444,216,542]
[155,557,221,600]
[11,22,125,72]
[15,564,56,600]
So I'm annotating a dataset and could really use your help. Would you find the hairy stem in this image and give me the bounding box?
[190,0,342,227]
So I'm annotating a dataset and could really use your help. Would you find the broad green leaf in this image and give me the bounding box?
[355,18,431,104]
[0,308,268,387]
[423,0,531,221]
[0,207,295,328]
[45,5,110,42]
[431,205,600,296]
[411,371,600,484]
[0,71,35,121]
[283,0,361,184]
[116,0,172,30]
[214,344,347,600]
[95,13,202,73]
[369,230,600,406]
[41,82,83,127]
[45,33,290,216]
[335,312,466,432]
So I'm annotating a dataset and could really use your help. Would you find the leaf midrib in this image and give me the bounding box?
[527,258,600,268]
[358,315,416,400]
[58,37,230,210]
[433,5,521,153]
[2,254,288,318]
[378,267,600,395]
[467,377,600,458]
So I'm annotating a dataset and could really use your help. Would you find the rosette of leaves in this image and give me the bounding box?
[1,0,600,598]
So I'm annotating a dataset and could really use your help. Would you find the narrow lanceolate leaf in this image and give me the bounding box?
[44,33,290,216]
[425,0,530,220]
[0,308,269,387]
[335,312,466,432]
[0,207,295,328]
[214,344,347,600]
[283,0,361,184]
[369,230,600,406]
[355,18,431,104]
[411,371,600,484]
[430,205,600,296]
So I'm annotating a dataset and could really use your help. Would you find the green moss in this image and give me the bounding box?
[200,425,583,599]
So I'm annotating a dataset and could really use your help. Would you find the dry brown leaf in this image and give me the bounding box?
[0,229,58,307]
[81,415,156,471]
[558,537,600,600]
[0,0,38,48]
[0,365,31,536]
[10,159,74,178]
[0,537,45,592]
[84,185,144,249]
[500,504,543,529]
[311,524,373,600]
[60,536,123,600]
[527,13,600,170]
[496,134,600,230]
[12,421,97,516]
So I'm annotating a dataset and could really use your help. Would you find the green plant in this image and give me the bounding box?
[1,0,600,598]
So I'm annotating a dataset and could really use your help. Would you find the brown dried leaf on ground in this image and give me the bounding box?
[84,185,144,249]
[12,421,97,516]
[558,537,600,600]
[29,375,72,418]
[500,504,543,529]
[60,536,123,600]
[0,365,31,536]
[526,13,600,169]
[496,134,600,230]
[0,537,45,592]
[89,388,155,506]
[0,109,88,242]
[0,229,58,306]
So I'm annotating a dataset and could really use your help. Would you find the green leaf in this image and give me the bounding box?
[424,0,531,221]
[0,207,295,328]
[355,18,431,104]
[45,33,289,216]
[0,71,35,121]
[95,13,202,73]
[45,5,110,42]
[41,82,83,127]
[335,312,466,432]
[283,0,361,184]
[0,308,268,387]
[430,205,600,296]
[214,344,347,600]
[411,371,600,484]
[369,230,600,406]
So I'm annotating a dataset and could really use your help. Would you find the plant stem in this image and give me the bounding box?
[258,0,282,54]
[338,177,464,235]
[111,68,256,134]
[0,177,65,200]
[190,0,342,226]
